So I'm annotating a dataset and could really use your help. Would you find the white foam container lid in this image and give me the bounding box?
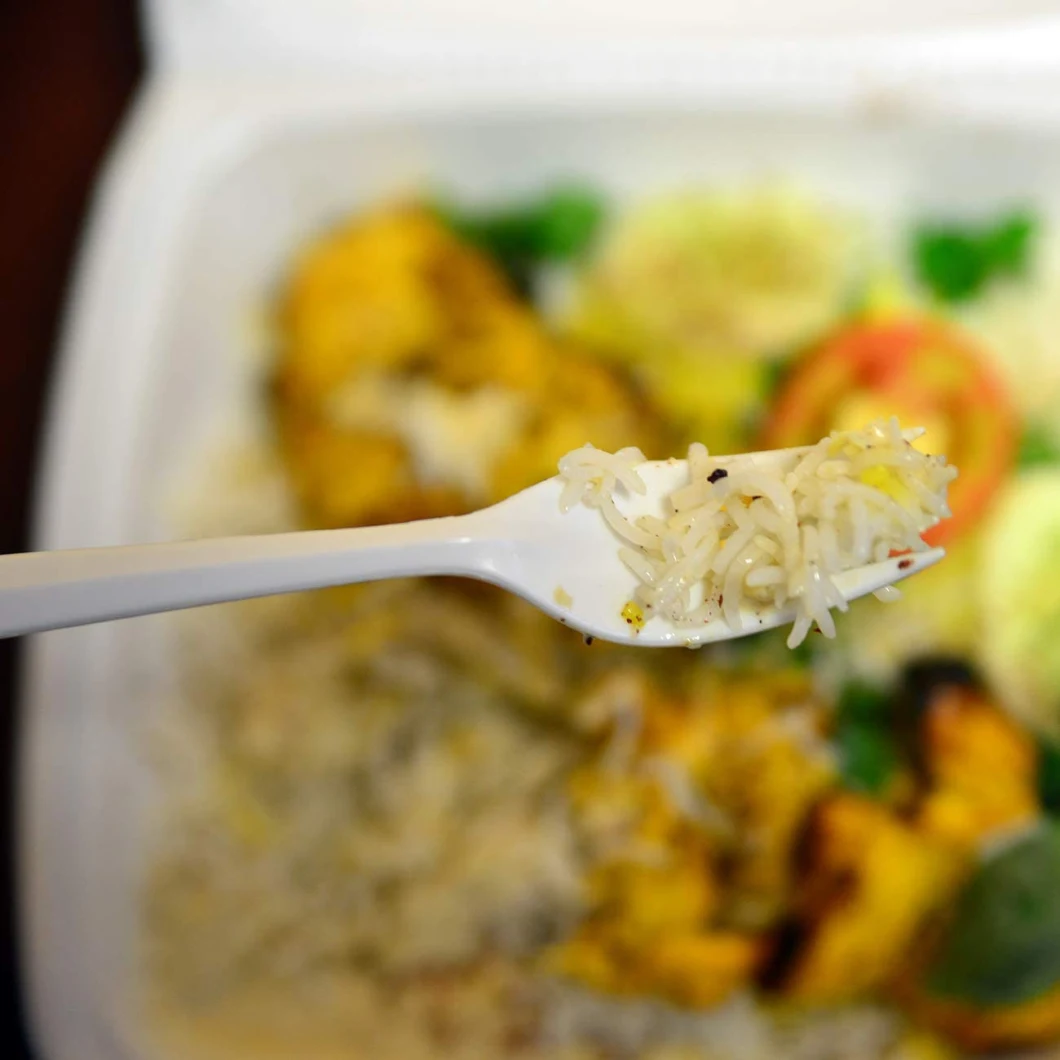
[20,3,1060,1059]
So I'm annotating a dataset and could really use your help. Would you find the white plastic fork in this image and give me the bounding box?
[0,446,943,644]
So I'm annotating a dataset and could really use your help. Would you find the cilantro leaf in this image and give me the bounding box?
[1019,423,1060,470]
[912,210,1039,304]
[835,681,899,796]
[436,185,607,298]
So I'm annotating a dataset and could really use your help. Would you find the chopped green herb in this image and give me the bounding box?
[788,634,817,669]
[1019,423,1060,470]
[837,722,899,796]
[835,681,899,796]
[983,212,1038,274]
[925,823,1060,1006]
[912,209,1039,304]
[530,187,606,259]
[837,680,891,724]
[914,230,984,303]
[761,357,792,401]
[729,624,817,669]
[1040,740,1060,816]
[436,185,607,298]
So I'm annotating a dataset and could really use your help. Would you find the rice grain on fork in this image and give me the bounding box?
[557,420,957,648]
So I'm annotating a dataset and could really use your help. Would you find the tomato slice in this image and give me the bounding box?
[760,318,1018,546]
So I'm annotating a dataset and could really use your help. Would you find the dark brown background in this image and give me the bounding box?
[0,0,143,1053]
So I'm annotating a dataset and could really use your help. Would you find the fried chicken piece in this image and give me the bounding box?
[916,683,1039,851]
[781,795,962,1003]
[274,204,660,528]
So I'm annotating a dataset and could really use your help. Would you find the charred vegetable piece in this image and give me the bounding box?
[894,658,981,774]
[913,211,1038,303]
[924,823,1060,1007]
[900,658,981,711]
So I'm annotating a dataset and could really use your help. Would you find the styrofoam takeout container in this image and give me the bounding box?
[19,2,1060,1058]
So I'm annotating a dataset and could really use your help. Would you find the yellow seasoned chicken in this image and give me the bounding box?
[915,683,1039,851]
[899,685,1059,1053]
[545,770,763,1009]
[623,670,836,930]
[781,794,962,1003]
[274,204,660,528]
[548,670,835,1009]
[682,671,836,930]
[778,682,1044,1013]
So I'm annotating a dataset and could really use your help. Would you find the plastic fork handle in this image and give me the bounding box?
[0,516,487,638]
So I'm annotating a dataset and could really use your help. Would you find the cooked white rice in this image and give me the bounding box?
[558,419,957,648]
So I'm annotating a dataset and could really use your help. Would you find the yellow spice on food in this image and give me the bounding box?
[859,464,916,508]
[274,205,665,528]
[784,795,964,1002]
[621,601,646,631]
[917,685,1040,850]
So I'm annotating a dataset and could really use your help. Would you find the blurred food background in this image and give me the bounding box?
[12,3,1060,1060]
[144,169,1060,1060]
